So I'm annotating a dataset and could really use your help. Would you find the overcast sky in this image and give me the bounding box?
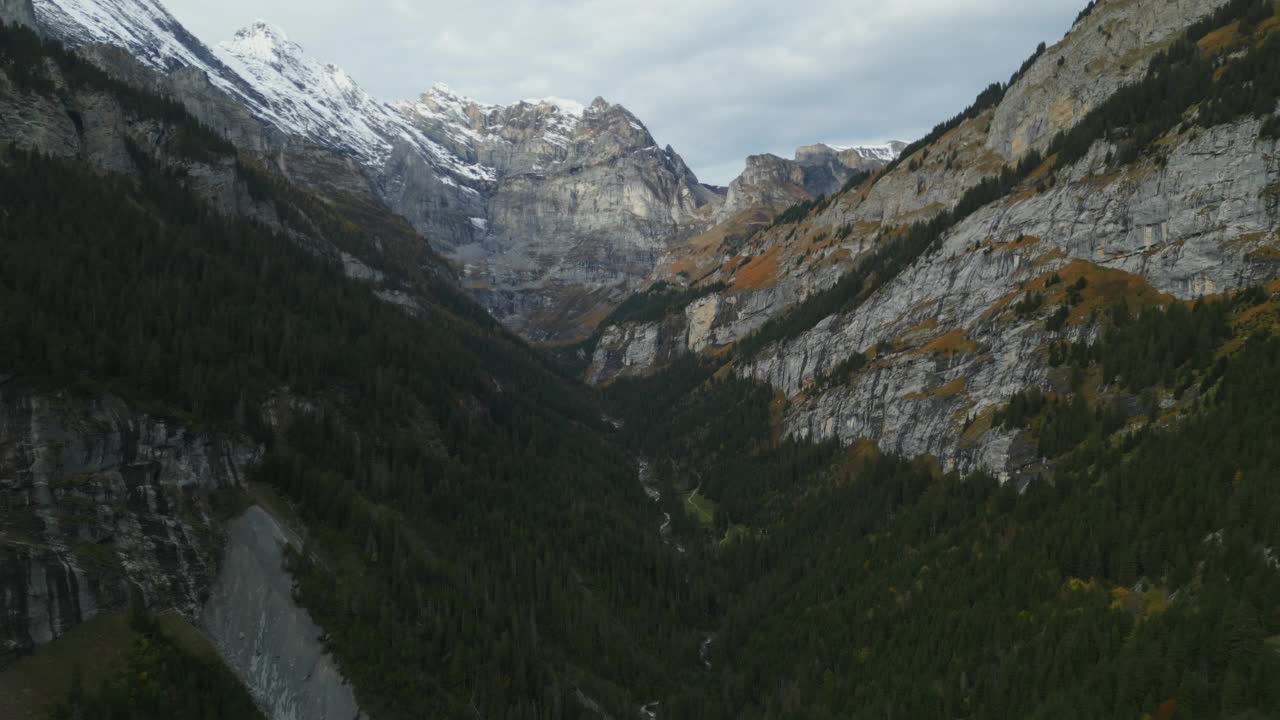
[164,0,1084,185]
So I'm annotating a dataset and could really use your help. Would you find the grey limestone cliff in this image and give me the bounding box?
[0,379,366,720]
[399,89,724,341]
[588,0,1278,485]
[0,381,259,663]
[987,0,1230,161]
[719,143,902,220]
[746,119,1280,478]
[587,0,1243,389]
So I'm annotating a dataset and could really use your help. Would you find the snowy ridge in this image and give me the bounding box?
[394,83,498,148]
[34,0,253,96]
[522,96,586,118]
[35,0,495,184]
[215,21,396,165]
[521,97,585,148]
[397,83,597,155]
[824,142,904,162]
[216,21,495,181]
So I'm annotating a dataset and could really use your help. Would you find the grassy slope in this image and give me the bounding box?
[0,613,226,720]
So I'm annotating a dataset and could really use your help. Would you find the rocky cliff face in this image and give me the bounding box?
[0,33,430,712]
[0,380,259,664]
[25,0,917,346]
[0,379,366,720]
[28,4,490,271]
[747,118,1280,478]
[589,0,1238,381]
[587,141,906,382]
[719,143,903,220]
[0,34,465,326]
[399,89,724,341]
[719,154,810,220]
[591,0,1238,387]
[0,27,284,223]
[792,142,904,196]
[986,0,1227,161]
[589,0,1276,482]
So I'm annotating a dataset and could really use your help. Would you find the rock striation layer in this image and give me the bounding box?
[398,89,724,340]
[0,381,258,664]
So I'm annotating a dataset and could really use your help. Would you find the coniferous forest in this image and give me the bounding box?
[3,1,1280,719]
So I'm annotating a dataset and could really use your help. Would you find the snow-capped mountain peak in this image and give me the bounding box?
[398,84,609,158]
[210,20,495,183]
[521,96,587,119]
[35,0,496,183]
[410,83,495,125]
[425,81,491,107]
[33,0,629,188]
[33,0,251,95]
[819,141,907,163]
[225,20,295,64]
[792,141,907,171]
[214,21,400,164]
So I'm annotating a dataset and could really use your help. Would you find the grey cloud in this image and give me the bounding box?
[164,0,1085,184]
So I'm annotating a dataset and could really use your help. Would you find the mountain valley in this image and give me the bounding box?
[2,0,1280,718]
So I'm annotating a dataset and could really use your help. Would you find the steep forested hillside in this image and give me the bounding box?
[608,288,1280,719]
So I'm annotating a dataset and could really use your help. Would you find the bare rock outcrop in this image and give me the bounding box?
[0,381,259,664]
[746,120,1280,478]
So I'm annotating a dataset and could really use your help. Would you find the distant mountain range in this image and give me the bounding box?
[20,0,901,342]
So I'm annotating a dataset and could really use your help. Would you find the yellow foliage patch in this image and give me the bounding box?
[920,329,980,357]
[958,404,997,447]
[730,244,782,292]
[997,235,1042,252]
[1245,244,1280,261]
[1065,577,1097,593]
[1225,296,1280,354]
[909,317,939,334]
[1027,155,1058,182]
[1011,186,1042,204]
[1051,260,1172,325]
[893,201,949,226]
[662,208,769,279]
[903,377,967,401]
[1259,13,1280,39]
[1199,22,1240,54]
[1143,590,1170,617]
[1108,585,1171,619]
[1233,300,1278,331]
[711,361,736,382]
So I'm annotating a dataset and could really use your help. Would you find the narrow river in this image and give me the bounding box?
[638,459,684,553]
